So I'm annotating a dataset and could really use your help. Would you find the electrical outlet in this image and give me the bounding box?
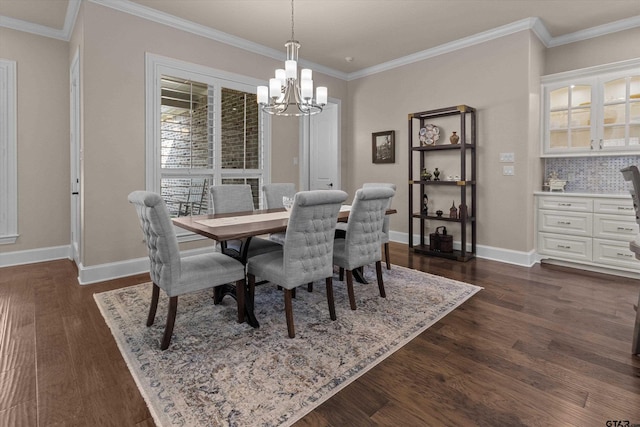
[503,165,514,176]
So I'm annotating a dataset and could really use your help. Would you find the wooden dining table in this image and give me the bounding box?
[172,206,397,328]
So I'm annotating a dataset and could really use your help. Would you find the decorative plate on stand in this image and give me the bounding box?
[423,124,439,145]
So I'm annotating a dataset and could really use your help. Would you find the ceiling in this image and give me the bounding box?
[2,0,640,76]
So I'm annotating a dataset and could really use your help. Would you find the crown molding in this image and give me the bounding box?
[1,0,638,81]
[89,0,349,80]
[0,0,80,41]
[547,15,640,48]
[347,18,546,81]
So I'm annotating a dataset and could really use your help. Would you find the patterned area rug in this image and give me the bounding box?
[94,265,481,426]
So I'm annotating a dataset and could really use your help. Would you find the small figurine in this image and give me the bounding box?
[422,193,429,215]
[449,200,458,219]
[436,210,443,217]
[458,203,467,220]
[433,168,440,181]
[421,168,432,181]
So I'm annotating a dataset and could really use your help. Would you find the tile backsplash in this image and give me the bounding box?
[544,156,640,194]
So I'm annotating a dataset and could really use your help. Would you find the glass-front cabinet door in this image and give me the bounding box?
[601,75,640,151]
[547,83,594,152]
[542,60,640,157]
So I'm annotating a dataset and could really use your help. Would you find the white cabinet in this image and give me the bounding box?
[541,59,640,157]
[536,193,640,274]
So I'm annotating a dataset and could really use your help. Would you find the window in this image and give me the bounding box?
[146,55,270,225]
[0,59,18,244]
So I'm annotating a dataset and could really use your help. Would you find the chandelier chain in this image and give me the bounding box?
[290,0,295,40]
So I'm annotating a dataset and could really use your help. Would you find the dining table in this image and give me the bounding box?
[172,205,397,328]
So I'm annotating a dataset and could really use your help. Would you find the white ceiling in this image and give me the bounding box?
[2,0,640,76]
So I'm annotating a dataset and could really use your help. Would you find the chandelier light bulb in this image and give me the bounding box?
[316,87,327,105]
[269,78,281,99]
[275,69,286,85]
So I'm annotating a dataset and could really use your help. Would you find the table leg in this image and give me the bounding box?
[351,266,368,284]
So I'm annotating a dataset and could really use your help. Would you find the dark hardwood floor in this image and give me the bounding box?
[1,242,639,426]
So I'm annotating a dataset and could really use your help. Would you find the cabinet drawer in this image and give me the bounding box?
[538,233,592,262]
[593,214,639,241]
[538,210,592,236]
[537,196,592,212]
[593,239,640,270]
[593,198,635,215]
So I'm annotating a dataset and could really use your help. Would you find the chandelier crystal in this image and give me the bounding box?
[257,0,327,116]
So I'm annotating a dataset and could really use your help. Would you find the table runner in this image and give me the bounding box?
[194,205,351,228]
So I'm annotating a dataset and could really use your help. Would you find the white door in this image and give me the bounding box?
[300,101,340,190]
[70,51,81,265]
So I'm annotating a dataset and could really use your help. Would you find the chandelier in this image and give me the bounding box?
[257,0,327,116]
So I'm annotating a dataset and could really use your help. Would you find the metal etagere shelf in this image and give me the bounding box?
[408,105,477,261]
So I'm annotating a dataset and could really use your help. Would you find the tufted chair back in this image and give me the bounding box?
[280,190,348,287]
[246,189,348,338]
[210,184,255,214]
[128,191,181,294]
[338,187,395,270]
[362,182,396,239]
[263,183,296,209]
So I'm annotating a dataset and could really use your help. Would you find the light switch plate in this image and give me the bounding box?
[500,152,515,162]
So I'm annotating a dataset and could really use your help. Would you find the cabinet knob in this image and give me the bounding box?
[557,244,571,249]
[557,221,572,225]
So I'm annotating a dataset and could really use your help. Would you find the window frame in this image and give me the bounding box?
[145,54,271,238]
[0,59,18,244]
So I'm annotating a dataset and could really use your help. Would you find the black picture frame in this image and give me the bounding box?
[372,130,395,164]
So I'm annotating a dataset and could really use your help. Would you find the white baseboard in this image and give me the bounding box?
[0,244,71,267]
[77,246,216,285]
[1,236,538,285]
[388,231,537,267]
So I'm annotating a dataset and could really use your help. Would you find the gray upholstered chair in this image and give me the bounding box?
[620,165,640,355]
[333,186,395,310]
[263,183,296,209]
[363,182,396,269]
[209,184,281,260]
[128,191,246,350]
[336,182,396,269]
[262,183,296,245]
[246,190,348,338]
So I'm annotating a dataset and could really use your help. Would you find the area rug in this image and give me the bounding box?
[94,265,481,427]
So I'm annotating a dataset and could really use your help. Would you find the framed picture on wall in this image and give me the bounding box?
[372,130,395,164]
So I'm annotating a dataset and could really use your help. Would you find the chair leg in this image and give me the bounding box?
[235,278,246,324]
[632,289,640,355]
[160,296,178,350]
[307,282,313,292]
[326,278,336,321]
[339,267,344,281]
[346,270,356,310]
[384,242,391,270]
[284,289,295,338]
[147,283,160,327]
[376,260,386,298]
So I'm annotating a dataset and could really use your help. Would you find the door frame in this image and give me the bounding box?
[70,49,81,266]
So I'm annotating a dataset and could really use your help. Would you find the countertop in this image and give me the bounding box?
[534,191,632,199]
